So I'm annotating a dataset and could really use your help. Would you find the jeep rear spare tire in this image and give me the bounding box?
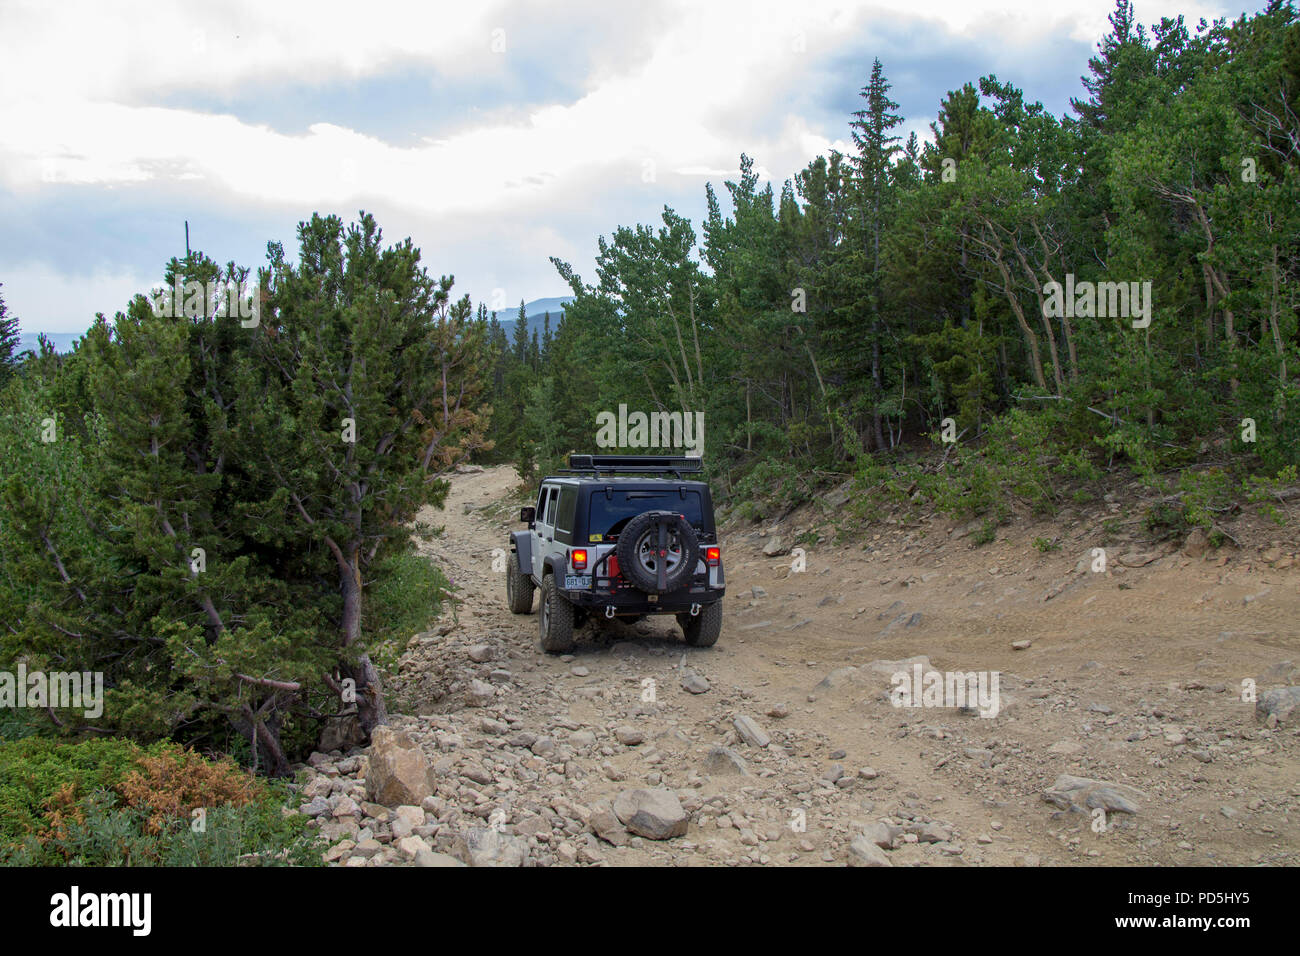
[615,510,700,594]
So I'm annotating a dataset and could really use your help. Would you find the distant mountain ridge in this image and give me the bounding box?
[496,296,571,342]
[15,298,574,357]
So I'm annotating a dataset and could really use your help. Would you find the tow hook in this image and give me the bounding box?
[605,605,616,619]
[690,603,701,617]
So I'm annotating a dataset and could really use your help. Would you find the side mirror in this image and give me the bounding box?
[520,506,536,524]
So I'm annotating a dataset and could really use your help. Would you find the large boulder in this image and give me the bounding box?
[365,727,435,807]
[1256,686,1300,728]
[1043,774,1145,815]
[612,788,689,840]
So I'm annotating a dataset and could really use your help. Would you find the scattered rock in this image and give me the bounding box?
[466,679,496,706]
[762,537,789,557]
[390,805,425,840]
[859,821,901,849]
[397,835,432,860]
[614,726,645,746]
[733,715,771,748]
[453,828,530,867]
[847,835,892,866]
[906,821,952,843]
[702,745,749,776]
[681,672,711,694]
[1183,527,1210,558]
[301,796,330,818]
[589,807,629,846]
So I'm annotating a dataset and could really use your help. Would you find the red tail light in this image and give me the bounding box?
[608,555,620,578]
[570,548,588,571]
[705,546,721,566]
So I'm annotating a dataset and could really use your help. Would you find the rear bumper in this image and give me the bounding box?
[563,580,725,615]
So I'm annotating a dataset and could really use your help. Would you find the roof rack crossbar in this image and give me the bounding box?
[564,454,702,476]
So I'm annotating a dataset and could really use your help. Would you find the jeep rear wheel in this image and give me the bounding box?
[506,550,535,613]
[678,601,722,647]
[538,575,575,653]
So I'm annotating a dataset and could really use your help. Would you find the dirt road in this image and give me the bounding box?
[377,464,1300,866]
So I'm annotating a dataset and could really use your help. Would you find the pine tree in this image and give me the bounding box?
[841,59,905,450]
[1071,0,1147,130]
[512,300,529,362]
[247,213,489,742]
[0,283,20,387]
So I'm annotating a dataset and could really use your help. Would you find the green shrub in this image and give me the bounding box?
[0,736,321,866]
[732,459,814,521]
[3,789,321,866]
[365,548,452,648]
[0,736,147,843]
[1144,500,1189,536]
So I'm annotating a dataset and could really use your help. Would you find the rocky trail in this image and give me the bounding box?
[295,464,1300,867]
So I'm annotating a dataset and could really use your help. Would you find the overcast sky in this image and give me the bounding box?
[0,0,1261,334]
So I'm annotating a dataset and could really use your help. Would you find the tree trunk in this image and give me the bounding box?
[337,545,387,736]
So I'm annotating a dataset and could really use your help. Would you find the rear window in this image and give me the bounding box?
[587,489,705,541]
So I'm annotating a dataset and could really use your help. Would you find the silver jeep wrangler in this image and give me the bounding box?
[506,455,725,653]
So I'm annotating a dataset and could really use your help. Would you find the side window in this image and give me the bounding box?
[536,487,549,520]
[555,486,577,544]
[543,487,559,527]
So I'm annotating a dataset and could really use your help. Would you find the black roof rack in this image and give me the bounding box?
[562,454,703,477]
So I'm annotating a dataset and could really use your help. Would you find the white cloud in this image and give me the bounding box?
[3,261,150,334]
[0,0,1261,329]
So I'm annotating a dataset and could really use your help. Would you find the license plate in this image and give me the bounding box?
[564,575,592,590]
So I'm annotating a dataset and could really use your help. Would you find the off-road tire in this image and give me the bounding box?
[539,574,575,653]
[678,601,722,647]
[506,550,535,613]
[616,511,700,594]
